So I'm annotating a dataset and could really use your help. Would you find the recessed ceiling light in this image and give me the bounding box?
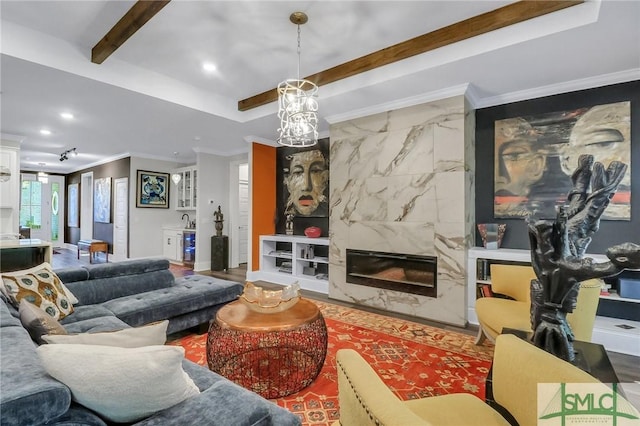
[60,112,74,120]
[202,62,216,72]
[40,129,51,135]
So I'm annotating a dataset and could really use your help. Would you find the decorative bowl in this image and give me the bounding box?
[304,226,322,238]
[240,281,300,313]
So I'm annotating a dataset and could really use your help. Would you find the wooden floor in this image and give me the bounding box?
[51,248,639,383]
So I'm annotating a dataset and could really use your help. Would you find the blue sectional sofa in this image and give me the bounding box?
[0,259,301,426]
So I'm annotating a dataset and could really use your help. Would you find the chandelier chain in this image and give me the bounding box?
[297,24,301,80]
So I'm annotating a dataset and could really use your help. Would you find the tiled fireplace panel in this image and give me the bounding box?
[328,95,475,326]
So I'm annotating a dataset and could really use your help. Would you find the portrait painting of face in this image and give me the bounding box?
[561,102,631,189]
[494,101,631,220]
[284,149,329,216]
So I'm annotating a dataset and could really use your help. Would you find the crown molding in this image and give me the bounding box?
[244,135,276,147]
[193,146,249,157]
[474,68,640,109]
[324,84,470,124]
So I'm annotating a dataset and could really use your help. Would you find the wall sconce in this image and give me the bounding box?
[60,147,78,162]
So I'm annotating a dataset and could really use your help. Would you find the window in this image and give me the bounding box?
[20,179,42,229]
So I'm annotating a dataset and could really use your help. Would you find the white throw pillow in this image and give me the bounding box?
[42,320,168,347]
[37,344,200,423]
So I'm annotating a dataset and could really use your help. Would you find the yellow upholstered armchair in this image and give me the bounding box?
[475,263,602,345]
[334,334,633,426]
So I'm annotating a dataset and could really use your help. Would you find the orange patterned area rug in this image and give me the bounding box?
[169,300,494,426]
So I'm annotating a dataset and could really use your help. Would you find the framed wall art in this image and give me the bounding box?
[94,177,111,223]
[494,101,631,220]
[67,183,79,227]
[136,170,169,208]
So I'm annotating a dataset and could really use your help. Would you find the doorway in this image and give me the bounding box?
[80,172,93,241]
[112,177,128,261]
[229,161,249,268]
[19,174,64,247]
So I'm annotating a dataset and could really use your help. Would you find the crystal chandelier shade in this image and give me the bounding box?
[277,12,318,147]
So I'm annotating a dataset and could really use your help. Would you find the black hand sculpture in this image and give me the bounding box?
[527,155,640,362]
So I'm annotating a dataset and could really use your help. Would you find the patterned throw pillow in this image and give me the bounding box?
[1,263,74,320]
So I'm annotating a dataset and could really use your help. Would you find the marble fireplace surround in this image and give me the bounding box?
[328,95,475,327]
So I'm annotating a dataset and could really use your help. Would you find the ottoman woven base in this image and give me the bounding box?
[207,299,327,399]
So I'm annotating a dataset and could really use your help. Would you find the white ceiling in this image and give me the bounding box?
[1,0,639,174]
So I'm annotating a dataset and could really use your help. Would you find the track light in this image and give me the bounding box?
[59,147,78,162]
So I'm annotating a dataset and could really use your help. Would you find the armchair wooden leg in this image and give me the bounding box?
[475,326,487,345]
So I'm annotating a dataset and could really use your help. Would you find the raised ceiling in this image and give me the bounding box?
[1,0,638,173]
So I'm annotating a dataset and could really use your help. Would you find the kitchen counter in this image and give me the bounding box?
[0,239,52,272]
[162,225,196,232]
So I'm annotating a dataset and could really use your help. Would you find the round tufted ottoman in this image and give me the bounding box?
[206,298,327,398]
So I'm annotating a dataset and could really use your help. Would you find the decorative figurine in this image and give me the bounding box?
[285,214,294,235]
[214,205,224,237]
[527,155,640,362]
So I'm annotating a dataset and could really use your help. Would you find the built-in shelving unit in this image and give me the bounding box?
[467,247,640,356]
[247,235,329,294]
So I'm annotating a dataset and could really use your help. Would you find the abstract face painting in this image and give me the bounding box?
[284,149,329,216]
[494,101,630,220]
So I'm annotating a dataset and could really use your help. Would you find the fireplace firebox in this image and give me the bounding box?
[346,249,437,297]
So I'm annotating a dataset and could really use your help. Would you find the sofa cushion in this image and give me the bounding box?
[0,326,71,426]
[85,258,170,279]
[135,380,273,426]
[1,263,74,320]
[19,300,67,344]
[47,404,108,426]
[37,344,200,423]
[65,269,175,306]
[42,320,168,347]
[0,298,22,328]
[61,315,130,334]
[177,360,302,426]
[59,304,116,325]
[53,267,90,285]
[101,277,243,327]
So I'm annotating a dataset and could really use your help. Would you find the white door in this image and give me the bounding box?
[80,172,93,241]
[238,179,249,264]
[113,177,128,261]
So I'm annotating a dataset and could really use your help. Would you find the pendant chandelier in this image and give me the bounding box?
[171,151,182,185]
[277,12,318,147]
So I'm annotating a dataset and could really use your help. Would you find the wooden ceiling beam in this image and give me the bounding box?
[238,0,583,111]
[92,0,172,64]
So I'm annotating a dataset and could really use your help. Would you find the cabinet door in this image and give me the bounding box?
[163,232,175,260]
[192,169,197,208]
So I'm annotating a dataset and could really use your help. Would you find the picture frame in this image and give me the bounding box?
[136,170,169,208]
[67,183,79,227]
[94,177,111,223]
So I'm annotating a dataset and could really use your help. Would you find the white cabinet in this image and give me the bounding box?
[0,141,20,235]
[467,247,640,356]
[173,166,197,210]
[248,235,329,294]
[162,230,183,262]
